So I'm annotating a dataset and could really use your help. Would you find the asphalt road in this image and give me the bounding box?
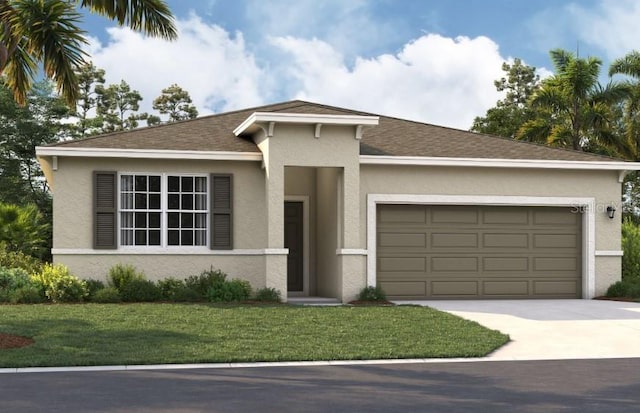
[1,359,639,412]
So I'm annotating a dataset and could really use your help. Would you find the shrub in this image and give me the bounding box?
[357,285,387,302]
[606,279,640,298]
[170,286,203,302]
[157,277,186,300]
[9,286,45,304]
[253,287,282,302]
[85,279,106,301]
[119,279,162,302]
[108,264,145,291]
[207,279,252,303]
[92,287,122,303]
[31,263,88,303]
[0,266,31,292]
[185,268,227,298]
[0,244,43,274]
[622,220,640,282]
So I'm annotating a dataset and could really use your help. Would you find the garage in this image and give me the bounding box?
[376,204,582,299]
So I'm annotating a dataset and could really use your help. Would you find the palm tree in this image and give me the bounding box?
[0,0,176,106]
[609,50,640,160]
[517,49,629,151]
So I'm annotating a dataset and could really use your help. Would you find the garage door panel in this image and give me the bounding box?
[379,232,427,248]
[483,257,529,272]
[377,204,581,299]
[483,233,529,248]
[378,257,426,272]
[533,234,578,249]
[431,233,478,248]
[483,281,529,296]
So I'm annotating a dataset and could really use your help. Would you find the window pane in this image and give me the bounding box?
[121,212,133,228]
[195,194,206,210]
[168,194,180,210]
[149,213,161,228]
[181,230,193,246]
[135,193,147,209]
[149,230,161,246]
[149,176,161,192]
[121,175,133,191]
[195,213,207,228]
[181,176,193,192]
[195,230,206,246]
[121,229,133,245]
[135,230,147,245]
[149,194,161,209]
[182,194,193,210]
[168,230,179,245]
[195,177,207,192]
[135,212,147,228]
[121,193,133,209]
[181,213,193,228]
[168,176,180,192]
[168,212,179,228]
[135,176,147,191]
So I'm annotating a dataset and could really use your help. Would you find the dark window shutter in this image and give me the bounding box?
[210,174,233,249]
[94,171,117,249]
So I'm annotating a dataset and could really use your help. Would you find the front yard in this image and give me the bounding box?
[0,304,509,368]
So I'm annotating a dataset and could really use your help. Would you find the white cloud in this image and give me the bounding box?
[568,0,640,59]
[271,34,507,130]
[86,14,266,116]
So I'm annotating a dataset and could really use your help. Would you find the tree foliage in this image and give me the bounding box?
[96,79,145,132]
[152,83,198,123]
[471,58,540,138]
[0,0,177,106]
[0,202,49,259]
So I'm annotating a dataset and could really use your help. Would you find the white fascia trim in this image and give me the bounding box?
[595,250,624,257]
[234,112,379,136]
[35,147,262,162]
[52,248,288,256]
[360,155,640,171]
[336,249,368,255]
[366,194,596,299]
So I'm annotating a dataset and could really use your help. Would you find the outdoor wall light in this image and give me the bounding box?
[606,206,616,219]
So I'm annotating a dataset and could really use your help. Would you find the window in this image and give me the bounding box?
[119,174,208,247]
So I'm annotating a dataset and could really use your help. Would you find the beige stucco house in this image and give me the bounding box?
[36,100,640,302]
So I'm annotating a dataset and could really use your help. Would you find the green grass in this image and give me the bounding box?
[0,304,509,368]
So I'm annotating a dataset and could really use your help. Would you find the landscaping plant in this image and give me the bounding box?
[30,263,88,303]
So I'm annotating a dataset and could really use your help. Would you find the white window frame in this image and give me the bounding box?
[118,172,210,251]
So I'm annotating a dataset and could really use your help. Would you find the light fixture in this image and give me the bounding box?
[606,206,616,219]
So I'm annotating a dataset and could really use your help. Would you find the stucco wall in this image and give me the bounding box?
[316,167,341,298]
[360,164,623,296]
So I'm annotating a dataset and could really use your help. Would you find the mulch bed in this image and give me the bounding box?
[0,333,34,349]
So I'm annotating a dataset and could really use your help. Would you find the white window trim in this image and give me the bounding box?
[118,172,210,251]
[366,194,596,299]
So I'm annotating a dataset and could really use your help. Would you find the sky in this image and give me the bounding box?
[79,0,639,130]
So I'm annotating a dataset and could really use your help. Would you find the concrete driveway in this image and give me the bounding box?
[395,299,640,361]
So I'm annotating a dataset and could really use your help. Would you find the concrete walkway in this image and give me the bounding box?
[396,299,640,360]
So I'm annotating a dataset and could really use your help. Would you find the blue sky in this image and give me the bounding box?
[79,0,636,129]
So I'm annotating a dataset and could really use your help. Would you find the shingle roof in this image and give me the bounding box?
[50,100,619,162]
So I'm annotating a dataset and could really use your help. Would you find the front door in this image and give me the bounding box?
[284,201,304,292]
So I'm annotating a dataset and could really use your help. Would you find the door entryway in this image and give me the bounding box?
[285,201,304,292]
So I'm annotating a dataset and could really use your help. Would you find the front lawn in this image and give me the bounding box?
[0,304,509,368]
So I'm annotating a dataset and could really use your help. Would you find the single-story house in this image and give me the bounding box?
[36,100,640,302]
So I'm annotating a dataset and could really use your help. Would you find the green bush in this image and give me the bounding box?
[170,286,203,302]
[0,244,43,274]
[253,287,282,302]
[92,287,122,303]
[207,279,252,303]
[9,286,45,304]
[185,268,227,298]
[119,279,162,302]
[606,279,640,298]
[157,277,186,300]
[31,263,88,303]
[357,285,387,302]
[108,264,145,291]
[622,220,640,282]
[85,279,106,301]
[0,266,31,292]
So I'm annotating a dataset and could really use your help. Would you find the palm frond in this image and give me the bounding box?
[3,43,37,105]
[609,50,640,78]
[79,0,177,40]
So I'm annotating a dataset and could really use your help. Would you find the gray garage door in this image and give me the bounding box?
[376,205,582,299]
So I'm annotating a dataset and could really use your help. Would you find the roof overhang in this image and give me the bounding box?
[360,155,640,182]
[233,112,379,139]
[35,147,263,161]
